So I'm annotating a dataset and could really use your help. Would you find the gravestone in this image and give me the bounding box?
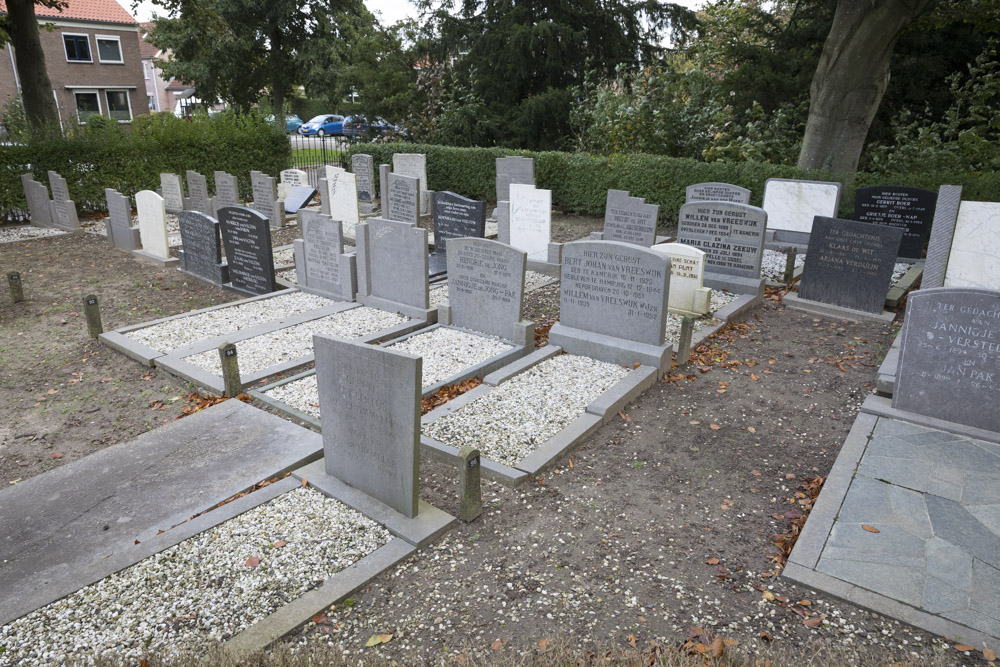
[762,178,841,240]
[379,163,390,209]
[497,201,510,245]
[278,169,308,200]
[314,334,420,517]
[386,173,419,226]
[352,154,376,204]
[293,210,356,301]
[186,170,210,214]
[178,211,229,285]
[601,189,658,247]
[250,171,283,230]
[21,174,53,228]
[134,190,177,266]
[447,238,525,340]
[854,186,936,260]
[429,191,487,276]
[685,182,751,204]
[325,167,361,236]
[677,201,767,280]
[393,153,429,215]
[922,185,963,289]
[218,206,277,295]
[213,171,240,212]
[104,188,140,251]
[509,184,551,262]
[47,171,70,203]
[319,177,331,216]
[495,156,535,204]
[160,173,184,213]
[942,201,1000,292]
[797,217,903,314]
[356,218,432,320]
[284,186,318,214]
[47,171,80,230]
[893,288,1000,433]
[652,242,711,315]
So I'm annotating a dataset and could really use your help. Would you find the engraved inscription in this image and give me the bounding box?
[677,202,764,278]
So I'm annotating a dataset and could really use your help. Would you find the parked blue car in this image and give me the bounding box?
[342,115,399,139]
[298,114,344,136]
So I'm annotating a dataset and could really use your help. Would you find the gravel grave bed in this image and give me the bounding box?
[272,246,295,266]
[276,268,298,285]
[664,290,736,345]
[183,307,409,376]
[423,354,630,467]
[125,291,334,353]
[0,488,389,666]
[264,374,322,419]
[0,226,68,243]
[761,249,913,287]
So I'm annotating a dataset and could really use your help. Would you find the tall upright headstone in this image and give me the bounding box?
[921,185,963,288]
[497,201,511,245]
[392,153,429,215]
[677,201,767,282]
[134,190,177,266]
[762,178,841,242]
[293,210,357,301]
[685,182,751,204]
[104,188,140,251]
[379,163,390,210]
[429,191,486,276]
[495,156,535,204]
[352,154,376,204]
[213,171,240,212]
[893,288,1000,432]
[250,171,283,230]
[652,242,711,315]
[21,174,53,228]
[385,173,419,226]
[854,186,936,260]
[356,217,433,320]
[160,173,184,213]
[218,206,277,295]
[186,170,210,214]
[447,238,526,340]
[47,171,80,230]
[178,211,229,285]
[509,184,551,262]
[600,189,659,247]
[325,167,361,237]
[942,201,1000,292]
[314,334,421,517]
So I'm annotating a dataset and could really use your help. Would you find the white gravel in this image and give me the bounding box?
[0,226,68,243]
[424,353,630,467]
[276,268,298,285]
[386,327,513,388]
[125,291,334,353]
[264,374,322,419]
[272,246,295,266]
[429,285,449,307]
[183,306,409,376]
[761,249,913,287]
[0,488,389,666]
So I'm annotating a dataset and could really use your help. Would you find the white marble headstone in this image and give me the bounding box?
[135,190,170,260]
[944,201,1000,291]
[325,168,361,238]
[761,178,841,235]
[652,242,711,315]
[509,184,551,262]
[279,169,309,200]
[392,153,429,216]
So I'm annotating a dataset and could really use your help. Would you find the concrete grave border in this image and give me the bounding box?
[783,291,897,325]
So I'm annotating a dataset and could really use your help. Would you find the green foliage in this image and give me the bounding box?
[0,112,289,221]
[0,95,28,143]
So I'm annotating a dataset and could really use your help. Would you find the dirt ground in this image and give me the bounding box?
[0,216,987,665]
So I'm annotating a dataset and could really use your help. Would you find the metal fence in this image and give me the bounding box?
[288,134,353,189]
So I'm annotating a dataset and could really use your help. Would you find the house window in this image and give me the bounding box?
[75,91,100,121]
[106,90,132,122]
[96,36,123,64]
[63,34,92,62]
[148,94,156,111]
[143,60,150,79]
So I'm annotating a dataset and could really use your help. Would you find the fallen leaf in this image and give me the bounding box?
[301,477,308,488]
[785,473,796,479]
[751,469,761,476]
[365,635,381,647]
[705,557,720,565]
[716,389,727,394]
[246,556,260,568]
[311,613,332,626]
[748,426,756,433]
[803,617,822,628]
[762,591,775,601]
[49,452,63,459]
[983,647,996,661]
[490,640,502,651]
[798,599,812,606]
[538,638,551,651]
[46,389,58,395]
[760,631,773,641]
[377,634,393,644]
[862,525,881,533]
[954,644,974,652]
[637,616,646,622]
[627,633,637,648]
[751,373,759,381]
[709,637,726,658]
[709,423,721,430]
[689,420,701,425]
[273,540,287,548]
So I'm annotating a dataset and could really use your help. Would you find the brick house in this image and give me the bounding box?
[0,0,149,128]
[139,22,170,114]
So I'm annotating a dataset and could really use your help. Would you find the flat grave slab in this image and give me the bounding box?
[0,399,322,627]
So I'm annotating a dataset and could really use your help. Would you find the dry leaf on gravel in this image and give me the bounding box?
[490,640,502,651]
[862,525,881,533]
[803,617,822,628]
[705,557,720,565]
[954,644,973,652]
[245,556,260,568]
[982,647,996,661]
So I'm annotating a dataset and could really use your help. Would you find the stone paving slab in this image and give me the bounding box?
[785,409,1000,645]
[0,400,323,626]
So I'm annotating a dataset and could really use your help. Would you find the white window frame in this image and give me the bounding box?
[74,89,101,122]
[147,93,156,111]
[63,33,93,63]
[105,88,133,123]
[142,60,150,79]
[95,35,124,64]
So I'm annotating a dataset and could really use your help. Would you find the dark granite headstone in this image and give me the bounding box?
[798,217,903,314]
[386,173,419,225]
[894,288,1000,432]
[854,186,936,260]
[447,238,525,340]
[214,171,239,209]
[284,186,317,214]
[186,170,210,214]
[178,211,229,285]
[105,188,140,251]
[685,182,751,204]
[218,206,276,295]
[677,201,767,279]
[431,191,486,268]
[603,189,659,247]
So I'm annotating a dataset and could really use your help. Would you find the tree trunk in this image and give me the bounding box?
[6,0,61,131]
[796,0,937,173]
[269,26,285,124]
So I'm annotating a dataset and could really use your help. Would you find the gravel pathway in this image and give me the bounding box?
[0,226,68,243]
[125,291,334,353]
[0,488,390,666]
[424,354,630,467]
[183,307,409,376]
[385,327,513,388]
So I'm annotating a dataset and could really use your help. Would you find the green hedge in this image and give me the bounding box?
[0,112,290,222]
[352,142,1000,224]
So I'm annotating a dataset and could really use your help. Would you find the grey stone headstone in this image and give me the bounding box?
[386,173,419,225]
[352,154,376,203]
[922,185,964,289]
[677,201,767,279]
[798,217,903,314]
[685,182,751,204]
[46,171,79,230]
[560,241,670,346]
[47,171,70,203]
[393,153,429,215]
[284,186,317,214]
[217,206,277,295]
[497,201,510,245]
[603,189,659,247]
[893,287,1000,433]
[185,170,210,214]
[319,178,331,216]
[250,172,280,229]
[160,173,184,213]
[447,238,526,340]
[105,188,140,251]
[379,163,390,208]
[178,210,229,285]
[294,210,355,301]
[314,334,420,518]
[21,175,53,227]
[357,218,429,311]
[854,186,936,260]
[495,156,535,203]
[214,171,239,210]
